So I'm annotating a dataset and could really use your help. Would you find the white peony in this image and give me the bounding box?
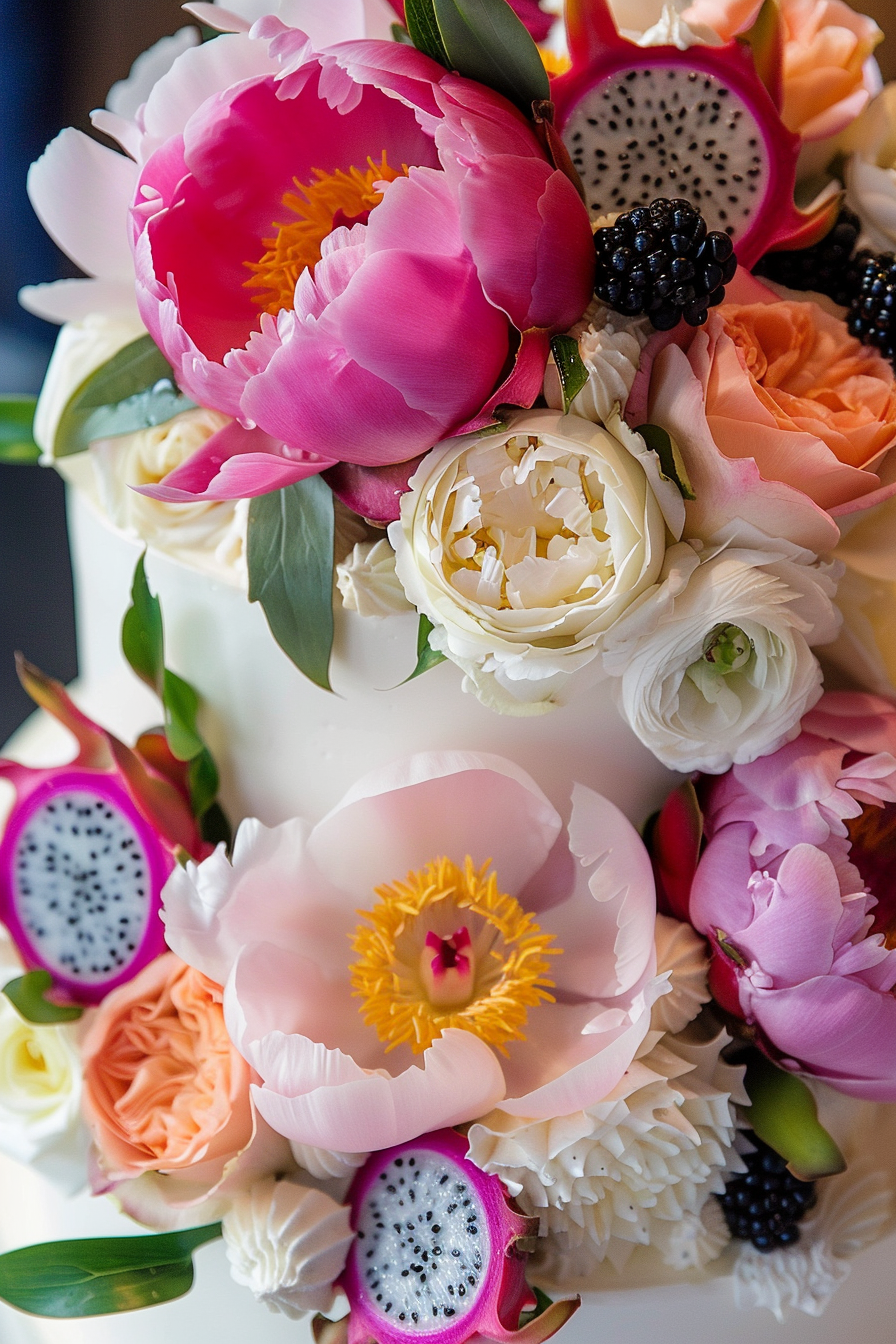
[389,408,682,715]
[467,1029,745,1275]
[33,314,147,458]
[222,1177,353,1319]
[0,935,90,1193]
[336,538,413,618]
[601,541,842,773]
[89,408,249,583]
[544,302,650,427]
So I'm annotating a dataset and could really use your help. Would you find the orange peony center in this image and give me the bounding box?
[244,151,409,315]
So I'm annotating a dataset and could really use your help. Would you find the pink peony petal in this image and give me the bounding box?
[734,845,842,986]
[135,421,334,502]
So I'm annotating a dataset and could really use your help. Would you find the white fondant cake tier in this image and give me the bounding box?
[0,485,894,1344]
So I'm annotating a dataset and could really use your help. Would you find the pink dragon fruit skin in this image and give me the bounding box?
[552,0,841,268]
[335,1128,579,1344]
[0,658,207,1005]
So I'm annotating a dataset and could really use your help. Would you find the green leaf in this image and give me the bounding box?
[2,971,83,1024]
[247,476,335,692]
[0,1225,221,1318]
[432,0,550,111]
[405,0,450,62]
[198,800,233,850]
[405,614,448,682]
[53,336,195,458]
[187,749,220,822]
[121,555,164,695]
[550,335,589,414]
[743,1051,846,1181]
[636,423,697,501]
[162,670,205,763]
[391,21,414,43]
[0,397,40,463]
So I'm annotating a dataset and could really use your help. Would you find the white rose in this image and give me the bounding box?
[33,313,147,458]
[336,538,413,618]
[90,408,248,584]
[602,542,843,773]
[0,935,89,1192]
[389,408,682,715]
[544,302,650,427]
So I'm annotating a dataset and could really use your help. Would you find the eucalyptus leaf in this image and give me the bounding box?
[247,476,336,692]
[743,1051,846,1181]
[0,397,40,463]
[405,614,448,682]
[0,1225,221,1318]
[432,0,550,111]
[53,336,194,458]
[550,335,589,414]
[636,423,696,501]
[405,0,449,63]
[2,971,83,1024]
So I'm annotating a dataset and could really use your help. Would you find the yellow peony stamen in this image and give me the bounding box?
[244,152,409,315]
[350,856,560,1056]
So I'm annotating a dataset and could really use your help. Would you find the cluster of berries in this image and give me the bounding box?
[718,1133,817,1253]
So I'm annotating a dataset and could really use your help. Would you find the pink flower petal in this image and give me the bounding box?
[135,420,334,502]
[735,845,842,985]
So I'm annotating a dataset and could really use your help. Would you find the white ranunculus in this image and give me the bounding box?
[336,538,413,618]
[0,936,89,1192]
[602,542,843,774]
[90,408,249,584]
[222,1177,353,1318]
[544,302,650,427]
[33,313,147,458]
[389,408,683,715]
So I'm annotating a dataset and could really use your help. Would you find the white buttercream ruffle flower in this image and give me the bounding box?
[652,914,710,1036]
[601,541,842,773]
[846,84,896,251]
[467,1028,745,1275]
[543,302,650,427]
[0,935,89,1192]
[389,408,682,715]
[222,1177,353,1319]
[90,408,249,583]
[336,539,413,618]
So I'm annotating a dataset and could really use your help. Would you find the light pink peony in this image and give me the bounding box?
[162,753,661,1153]
[688,691,896,1101]
[627,269,896,550]
[131,30,594,503]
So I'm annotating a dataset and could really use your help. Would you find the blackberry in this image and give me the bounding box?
[717,1132,817,1253]
[593,198,737,332]
[754,207,863,307]
[847,251,896,364]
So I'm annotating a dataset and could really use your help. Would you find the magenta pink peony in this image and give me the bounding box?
[161,752,661,1154]
[131,27,594,503]
[688,691,896,1101]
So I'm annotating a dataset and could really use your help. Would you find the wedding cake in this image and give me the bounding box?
[2,0,896,1341]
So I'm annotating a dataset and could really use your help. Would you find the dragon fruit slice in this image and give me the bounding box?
[332,1128,578,1344]
[552,0,840,267]
[0,658,206,1005]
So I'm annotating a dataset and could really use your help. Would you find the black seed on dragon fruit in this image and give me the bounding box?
[552,0,840,269]
[335,1129,579,1344]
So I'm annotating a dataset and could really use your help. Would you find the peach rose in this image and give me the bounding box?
[628,274,896,544]
[683,0,881,142]
[82,952,252,1180]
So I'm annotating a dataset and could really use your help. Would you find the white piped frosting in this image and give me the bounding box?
[544,302,650,427]
[651,915,711,1035]
[222,1177,353,1318]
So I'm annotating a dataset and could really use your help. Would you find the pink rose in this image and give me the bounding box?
[131,31,594,503]
[628,271,896,547]
[687,692,896,1101]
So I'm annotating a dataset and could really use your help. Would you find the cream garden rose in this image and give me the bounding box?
[389,409,682,714]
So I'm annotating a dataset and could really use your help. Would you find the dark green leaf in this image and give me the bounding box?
[54,336,194,458]
[247,476,335,692]
[550,335,589,414]
[187,749,220,821]
[743,1051,846,1181]
[2,971,82,1024]
[519,1286,554,1328]
[636,423,697,501]
[121,554,164,695]
[198,800,233,850]
[0,1225,221,1318]
[432,0,550,112]
[405,613,448,682]
[405,0,450,64]
[0,397,40,463]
